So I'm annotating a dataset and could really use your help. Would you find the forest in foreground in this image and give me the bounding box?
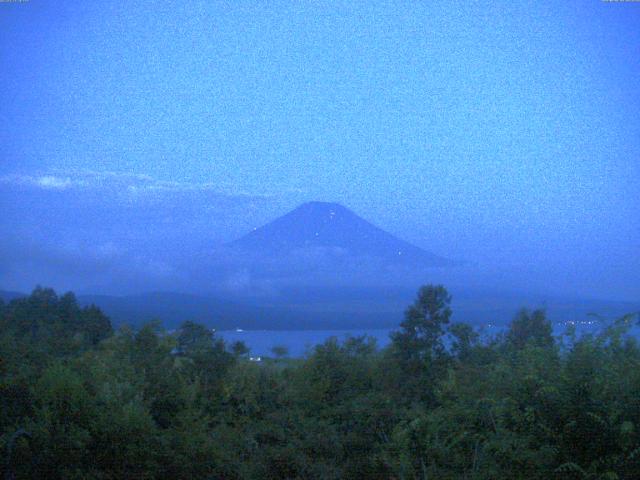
[1,286,639,479]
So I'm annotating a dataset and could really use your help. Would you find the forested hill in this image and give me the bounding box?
[1,285,640,479]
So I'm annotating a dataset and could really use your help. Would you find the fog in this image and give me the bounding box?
[1,2,639,310]
[1,171,637,305]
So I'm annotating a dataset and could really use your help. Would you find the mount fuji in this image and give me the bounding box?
[226,202,454,281]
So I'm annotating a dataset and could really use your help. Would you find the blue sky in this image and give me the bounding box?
[1,1,639,300]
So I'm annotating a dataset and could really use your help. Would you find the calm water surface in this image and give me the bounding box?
[218,321,639,358]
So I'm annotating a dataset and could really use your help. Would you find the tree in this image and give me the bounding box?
[177,321,214,355]
[271,345,289,359]
[448,322,479,361]
[231,340,250,357]
[80,305,112,346]
[391,285,452,363]
[0,287,112,358]
[389,285,452,403]
[506,308,553,350]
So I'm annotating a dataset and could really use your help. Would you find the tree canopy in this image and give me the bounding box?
[1,285,639,479]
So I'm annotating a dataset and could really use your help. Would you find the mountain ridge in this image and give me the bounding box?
[229,201,453,268]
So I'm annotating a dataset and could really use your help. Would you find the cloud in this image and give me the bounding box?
[0,170,280,199]
[0,169,309,294]
[0,234,183,294]
[0,174,74,190]
[35,175,73,189]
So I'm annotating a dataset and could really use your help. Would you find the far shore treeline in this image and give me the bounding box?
[1,285,639,479]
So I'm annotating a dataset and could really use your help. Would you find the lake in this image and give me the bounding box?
[218,328,394,358]
[218,320,639,358]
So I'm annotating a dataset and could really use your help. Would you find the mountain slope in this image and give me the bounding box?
[229,201,452,267]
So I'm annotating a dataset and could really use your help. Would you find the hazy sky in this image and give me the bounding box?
[1,1,639,300]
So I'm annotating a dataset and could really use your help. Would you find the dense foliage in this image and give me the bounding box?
[1,285,639,479]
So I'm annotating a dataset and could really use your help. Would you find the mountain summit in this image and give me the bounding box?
[229,201,452,268]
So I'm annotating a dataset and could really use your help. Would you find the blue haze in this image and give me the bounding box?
[1,1,639,302]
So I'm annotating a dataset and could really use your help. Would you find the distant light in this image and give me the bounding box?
[398,251,402,255]
[315,232,319,236]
